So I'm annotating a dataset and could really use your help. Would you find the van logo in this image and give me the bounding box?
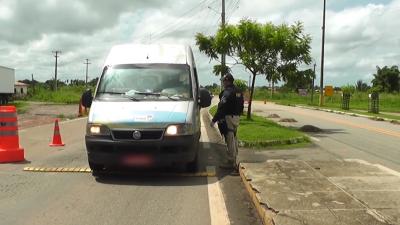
[132,130,142,140]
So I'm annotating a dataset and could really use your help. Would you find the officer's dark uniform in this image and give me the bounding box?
[212,82,244,167]
[81,89,93,108]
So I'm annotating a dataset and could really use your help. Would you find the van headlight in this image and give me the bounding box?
[165,124,194,136]
[87,124,111,136]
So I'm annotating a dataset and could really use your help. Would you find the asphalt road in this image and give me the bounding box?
[252,102,400,171]
[0,110,261,225]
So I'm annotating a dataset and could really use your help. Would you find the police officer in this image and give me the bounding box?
[81,89,93,114]
[210,73,244,170]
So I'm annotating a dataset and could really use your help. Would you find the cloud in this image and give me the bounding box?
[0,0,167,44]
[0,0,399,87]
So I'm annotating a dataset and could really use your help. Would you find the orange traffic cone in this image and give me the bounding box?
[49,119,65,147]
[0,106,25,163]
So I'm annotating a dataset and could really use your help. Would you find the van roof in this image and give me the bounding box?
[104,44,189,66]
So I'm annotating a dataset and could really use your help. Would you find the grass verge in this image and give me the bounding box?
[26,86,89,104]
[284,104,400,122]
[11,101,29,114]
[209,106,310,149]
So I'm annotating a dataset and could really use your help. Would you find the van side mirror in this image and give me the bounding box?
[199,88,212,108]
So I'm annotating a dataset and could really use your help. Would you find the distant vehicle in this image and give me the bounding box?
[85,44,211,175]
[0,66,15,105]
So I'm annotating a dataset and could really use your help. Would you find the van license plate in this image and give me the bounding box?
[122,155,153,166]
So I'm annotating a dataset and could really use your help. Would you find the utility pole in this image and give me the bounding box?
[84,59,91,87]
[319,0,326,106]
[52,50,61,91]
[31,74,35,94]
[220,0,226,89]
[311,63,316,104]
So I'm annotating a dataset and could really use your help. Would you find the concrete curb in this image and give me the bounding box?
[239,136,307,148]
[239,165,275,225]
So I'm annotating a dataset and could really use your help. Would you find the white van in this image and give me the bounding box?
[85,44,211,174]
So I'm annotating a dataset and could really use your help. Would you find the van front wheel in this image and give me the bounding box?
[89,161,104,175]
[186,141,199,173]
[186,154,198,173]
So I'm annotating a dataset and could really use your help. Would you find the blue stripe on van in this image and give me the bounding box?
[92,111,187,124]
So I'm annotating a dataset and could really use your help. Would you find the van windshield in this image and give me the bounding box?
[97,64,192,101]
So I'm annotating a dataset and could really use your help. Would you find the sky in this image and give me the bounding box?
[0,0,399,87]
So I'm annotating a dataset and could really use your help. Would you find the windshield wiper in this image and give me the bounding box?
[98,91,140,101]
[159,93,189,101]
[134,92,161,96]
[97,91,124,95]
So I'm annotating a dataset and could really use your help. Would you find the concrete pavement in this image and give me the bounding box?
[233,102,400,225]
[240,159,400,225]
[0,110,261,225]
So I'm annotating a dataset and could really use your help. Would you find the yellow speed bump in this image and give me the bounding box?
[23,166,217,177]
[23,167,92,173]
[162,166,216,177]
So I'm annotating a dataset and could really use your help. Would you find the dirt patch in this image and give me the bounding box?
[370,117,385,121]
[299,125,322,133]
[17,102,79,129]
[267,114,280,118]
[391,120,400,125]
[279,118,297,123]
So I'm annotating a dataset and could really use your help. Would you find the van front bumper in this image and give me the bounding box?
[85,134,199,167]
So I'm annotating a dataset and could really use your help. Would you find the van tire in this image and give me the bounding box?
[89,161,104,176]
[186,140,199,173]
[186,154,198,173]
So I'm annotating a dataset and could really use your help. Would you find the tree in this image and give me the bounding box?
[234,79,248,93]
[88,77,99,87]
[372,66,400,93]
[355,80,369,92]
[283,69,314,91]
[341,84,356,94]
[196,19,311,119]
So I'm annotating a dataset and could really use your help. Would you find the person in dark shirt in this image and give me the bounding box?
[81,89,93,114]
[210,73,244,170]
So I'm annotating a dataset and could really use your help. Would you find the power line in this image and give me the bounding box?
[150,0,219,42]
[226,0,240,23]
[136,0,216,42]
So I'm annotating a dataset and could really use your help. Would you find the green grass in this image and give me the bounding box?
[26,86,89,104]
[10,101,29,114]
[252,89,400,121]
[210,105,309,148]
[254,89,400,113]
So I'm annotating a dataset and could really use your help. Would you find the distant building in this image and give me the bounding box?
[14,82,29,97]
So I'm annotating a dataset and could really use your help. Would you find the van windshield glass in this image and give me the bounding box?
[97,64,192,100]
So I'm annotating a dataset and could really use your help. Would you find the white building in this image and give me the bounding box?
[14,82,29,97]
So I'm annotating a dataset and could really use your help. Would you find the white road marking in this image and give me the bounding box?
[345,159,400,178]
[310,136,320,142]
[207,176,230,225]
[60,117,87,124]
[19,117,87,133]
[201,115,231,225]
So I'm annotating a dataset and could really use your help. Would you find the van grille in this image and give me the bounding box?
[112,130,163,140]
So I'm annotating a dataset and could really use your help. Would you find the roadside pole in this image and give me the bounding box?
[311,63,316,104]
[52,50,61,92]
[220,0,226,91]
[319,0,326,106]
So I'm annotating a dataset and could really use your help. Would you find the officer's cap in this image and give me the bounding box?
[221,73,234,82]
